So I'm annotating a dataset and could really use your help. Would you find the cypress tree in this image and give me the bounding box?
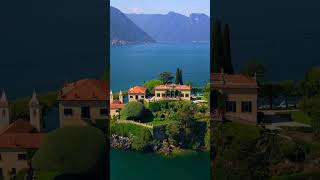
[179,69,183,85]
[223,24,234,74]
[212,19,224,73]
[175,68,180,84]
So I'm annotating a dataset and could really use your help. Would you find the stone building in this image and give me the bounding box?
[211,72,258,123]
[110,91,124,119]
[128,86,146,102]
[0,90,45,180]
[58,79,109,127]
[153,84,191,101]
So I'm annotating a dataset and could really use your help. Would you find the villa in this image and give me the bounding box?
[128,86,147,102]
[211,71,258,123]
[0,91,45,180]
[58,79,109,127]
[153,84,191,101]
[110,91,125,119]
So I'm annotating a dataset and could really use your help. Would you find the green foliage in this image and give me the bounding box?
[241,60,266,82]
[110,120,150,137]
[143,79,163,95]
[149,102,161,112]
[159,72,174,84]
[120,101,145,120]
[9,92,57,120]
[94,119,108,132]
[131,128,152,151]
[279,80,295,108]
[260,82,281,109]
[32,127,107,179]
[212,19,234,74]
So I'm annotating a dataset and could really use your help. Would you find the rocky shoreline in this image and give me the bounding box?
[110,134,131,150]
[110,134,176,155]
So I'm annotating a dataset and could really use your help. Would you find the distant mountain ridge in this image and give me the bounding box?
[127,12,210,42]
[110,6,155,45]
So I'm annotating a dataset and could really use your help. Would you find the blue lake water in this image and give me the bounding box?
[111,149,211,180]
[110,42,210,92]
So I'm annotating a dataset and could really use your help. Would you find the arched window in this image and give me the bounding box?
[33,110,37,118]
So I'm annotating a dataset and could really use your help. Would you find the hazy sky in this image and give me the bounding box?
[110,0,210,16]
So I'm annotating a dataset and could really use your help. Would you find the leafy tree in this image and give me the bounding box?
[120,101,145,120]
[143,79,163,95]
[32,127,107,179]
[241,60,266,83]
[131,128,152,151]
[306,96,320,134]
[279,80,295,109]
[260,82,281,109]
[159,72,174,84]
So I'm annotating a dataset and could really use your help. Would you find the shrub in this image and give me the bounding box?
[120,101,145,120]
[32,126,107,179]
[131,128,153,151]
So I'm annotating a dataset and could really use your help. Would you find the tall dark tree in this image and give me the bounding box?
[179,69,183,85]
[212,19,224,73]
[175,68,180,84]
[223,24,234,74]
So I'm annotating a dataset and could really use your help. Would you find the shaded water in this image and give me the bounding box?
[110,149,210,180]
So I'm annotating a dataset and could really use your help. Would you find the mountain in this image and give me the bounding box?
[110,6,155,45]
[127,12,210,42]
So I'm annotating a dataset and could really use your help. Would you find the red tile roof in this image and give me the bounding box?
[154,84,191,91]
[211,73,258,88]
[58,79,109,101]
[110,100,125,109]
[128,86,146,94]
[0,119,35,135]
[0,133,45,149]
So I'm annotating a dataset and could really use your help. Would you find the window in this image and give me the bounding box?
[157,93,160,97]
[81,106,90,119]
[0,153,2,160]
[162,93,165,97]
[18,153,27,160]
[64,108,73,116]
[135,95,138,99]
[185,94,189,97]
[141,96,144,98]
[129,96,133,99]
[11,168,16,175]
[226,101,236,112]
[100,108,108,116]
[241,101,252,112]
[2,110,5,118]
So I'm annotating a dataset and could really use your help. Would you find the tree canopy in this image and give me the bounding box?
[143,79,163,95]
[159,72,174,84]
[32,126,107,179]
[120,101,145,120]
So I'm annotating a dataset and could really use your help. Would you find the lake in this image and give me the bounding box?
[110,42,210,92]
[110,149,210,180]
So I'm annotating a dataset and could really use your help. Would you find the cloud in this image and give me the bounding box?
[128,7,144,14]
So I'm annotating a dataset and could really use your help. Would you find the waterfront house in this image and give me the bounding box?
[211,71,258,123]
[128,86,146,102]
[110,91,124,119]
[0,91,45,180]
[153,84,191,101]
[58,79,109,127]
